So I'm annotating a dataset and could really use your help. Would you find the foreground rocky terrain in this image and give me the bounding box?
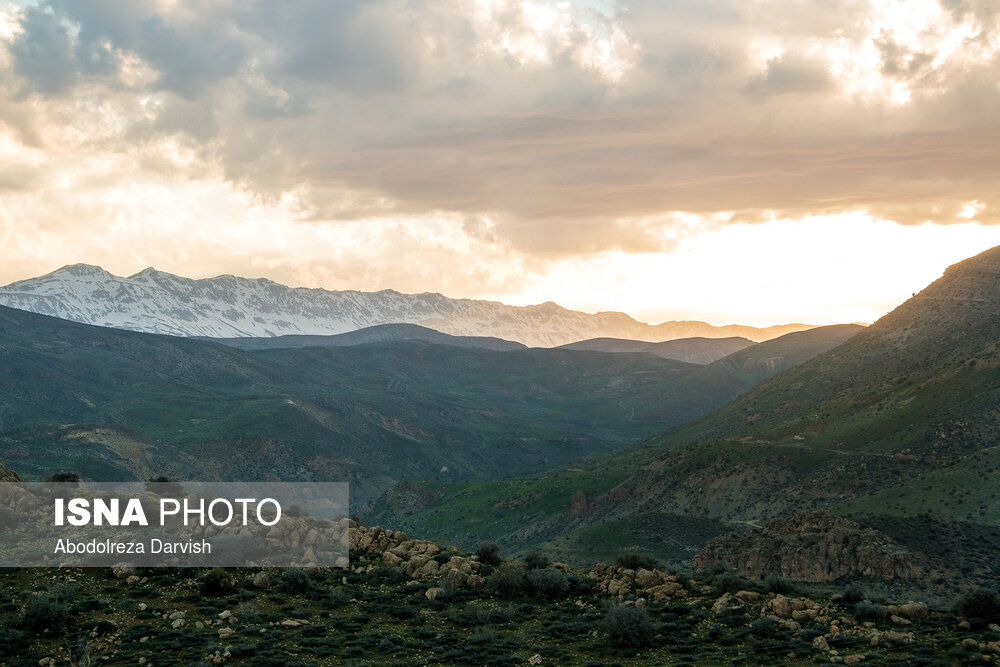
[1,520,999,665]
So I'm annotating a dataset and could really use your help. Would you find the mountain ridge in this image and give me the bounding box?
[0,264,815,347]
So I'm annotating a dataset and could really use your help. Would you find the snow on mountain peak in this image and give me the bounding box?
[0,266,814,346]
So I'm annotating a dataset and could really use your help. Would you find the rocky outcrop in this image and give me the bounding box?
[0,458,20,482]
[693,510,924,581]
[588,563,690,601]
[349,524,487,588]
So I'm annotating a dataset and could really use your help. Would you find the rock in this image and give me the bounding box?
[446,556,473,574]
[381,551,403,566]
[735,590,761,603]
[897,602,928,619]
[0,457,22,482]
[425,587,445,601]
[813,635,830,652]
[126,575,141,585]
[169,611,186,620]
[768,595,791,617]
[218,611,232,620]
[712,593,735,614]
[633,568,659,588]
[989,624,1000,633]
[138,603,147,612]
[252,572,271,589]
[891,615,911,626]
[962,638,980,650]
[693,511,925,582]
[441,569,468,588]
[843,655,865,665]
[416,559,441,578]
[529,654,543,665]
[280,619,302,628]
[171,619,185,629]
[218,627,235,638]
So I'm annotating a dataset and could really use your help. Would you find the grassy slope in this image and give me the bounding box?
[365,324,866,558]
[0,305,775,507]
[370,247,1000,566]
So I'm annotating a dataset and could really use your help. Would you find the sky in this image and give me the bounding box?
[1,0,999,326]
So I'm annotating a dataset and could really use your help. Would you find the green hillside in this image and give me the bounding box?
[365,324,864,552]
[0,305,822,508]
[368,247,1000,565]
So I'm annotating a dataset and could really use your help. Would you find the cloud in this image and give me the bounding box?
[1,0,999,265]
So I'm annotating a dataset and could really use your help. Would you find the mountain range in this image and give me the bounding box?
[366,246,1000,580]
[0,264,813,347]
[0,303,855,507]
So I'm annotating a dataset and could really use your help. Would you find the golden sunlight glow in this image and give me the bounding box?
[499,213,1000,326]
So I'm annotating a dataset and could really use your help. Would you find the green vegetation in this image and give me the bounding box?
[0,305,839,508]
[368,250,1000,566]
[0,559,993,666]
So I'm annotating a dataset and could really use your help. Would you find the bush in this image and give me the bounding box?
[280,568,314,594]
[21,595,70,633]
[763,574,796,594]
[750,617,779,637]
[605,603,654,647]
[46,471,80,483]
[955,589,1000,629]
[854,601,889,621]
[711,572,753,596]
[525,552,550,570]
[487,567,527,599]
[842,582,866,604]
[616,553,660,571]
[0,628,28,658]
[526,568,570,600]
[200,568,237,597]
[476,542,503,566]
[236,601,261,623]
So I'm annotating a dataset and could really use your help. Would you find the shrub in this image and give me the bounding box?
[854,600,889,621]
[236,601,261,623]
[200,568,237,597]
[0,628,28,658]
[21,595,70,633]
[476,542,503,566]
[487,567,527,599]
[280,568,314,595]
[46,471,80,483]
[526,568,570,600]
[525,552,550,570]
[763,574,796,594]
[711,572,753,596]
[842,582,866,604]
[750,617,779,637]
[616,553,660,571]
[604,603,654,647]
[955,589,1000,629]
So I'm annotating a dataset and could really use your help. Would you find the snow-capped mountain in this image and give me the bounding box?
[0,264,813,346]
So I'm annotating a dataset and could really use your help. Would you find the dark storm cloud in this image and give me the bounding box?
[3,0,1000,253]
